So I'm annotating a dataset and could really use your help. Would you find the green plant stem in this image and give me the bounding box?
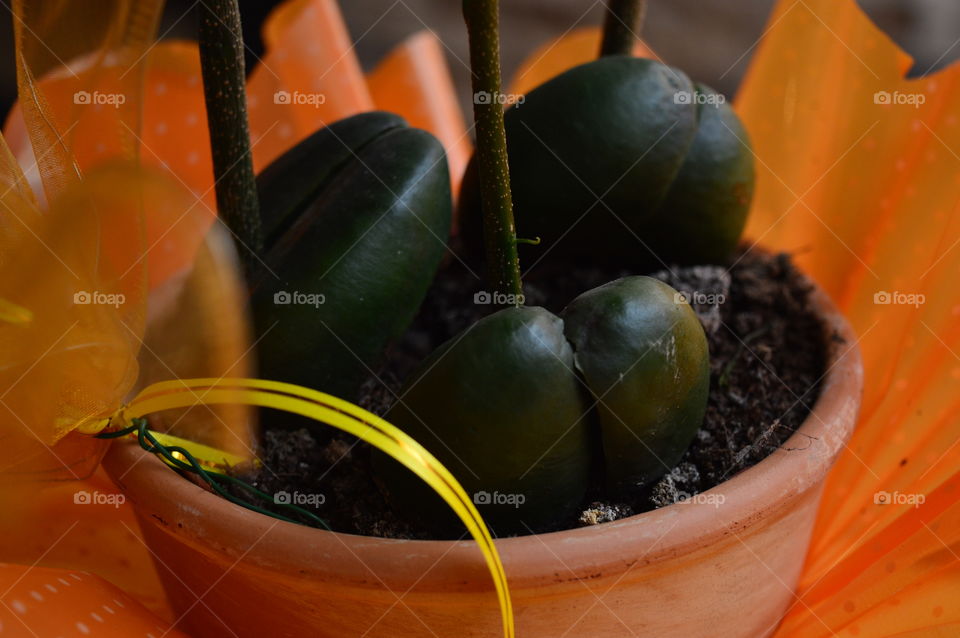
[199,0,262,272]
[463,0,523,301]
[600,0,646,57]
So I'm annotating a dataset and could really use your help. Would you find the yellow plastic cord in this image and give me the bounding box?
[86,378,515,638]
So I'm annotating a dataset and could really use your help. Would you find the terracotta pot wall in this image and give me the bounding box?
[105,280,863,638]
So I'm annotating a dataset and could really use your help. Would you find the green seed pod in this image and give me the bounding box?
[373,306,593,535]
[373,278,709,531]
[256,111,406,244]
[562,276,710,494]
[251,116,452,401]
[638,83,755,266]
[459,57,755,268]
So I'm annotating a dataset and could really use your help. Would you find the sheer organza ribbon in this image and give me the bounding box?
[0,0,514,636]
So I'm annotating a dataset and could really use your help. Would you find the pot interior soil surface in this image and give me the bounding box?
[227,249,832,538]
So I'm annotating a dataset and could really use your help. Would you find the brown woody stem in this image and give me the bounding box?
[600,0,646,57]
[199,0,262,273]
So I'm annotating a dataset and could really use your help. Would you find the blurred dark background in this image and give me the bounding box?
[0,0,958,119]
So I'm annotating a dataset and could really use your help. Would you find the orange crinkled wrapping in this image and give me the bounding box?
[732,1,960,634]
[516,2,960,635]
[0,0,469,622]
[0,0,250,620]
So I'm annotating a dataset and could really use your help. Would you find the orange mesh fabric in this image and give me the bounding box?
[0,0,471,624]
[0,0,188,618]
[0,0,166,480]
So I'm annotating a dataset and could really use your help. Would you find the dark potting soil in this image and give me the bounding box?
[228,249,831,538]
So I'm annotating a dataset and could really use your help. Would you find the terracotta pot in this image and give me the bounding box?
[104,282,862,638]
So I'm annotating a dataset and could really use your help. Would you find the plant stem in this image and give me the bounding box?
[600,0,646,57]
[463,0,523,301]
[199,0,262,272]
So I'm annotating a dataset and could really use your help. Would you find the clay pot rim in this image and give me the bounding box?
[104,275,863,594]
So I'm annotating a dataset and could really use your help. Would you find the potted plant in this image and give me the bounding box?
[102,0,863,636]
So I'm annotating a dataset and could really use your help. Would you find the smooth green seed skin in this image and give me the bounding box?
[252,117,452,402]
[639,84,756,267]
[459,57,755,269]
[374,306,593,535]
[473,56,696,261]
[375,279,710,531]
[562,276,710,494]
[256,111,406,246]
